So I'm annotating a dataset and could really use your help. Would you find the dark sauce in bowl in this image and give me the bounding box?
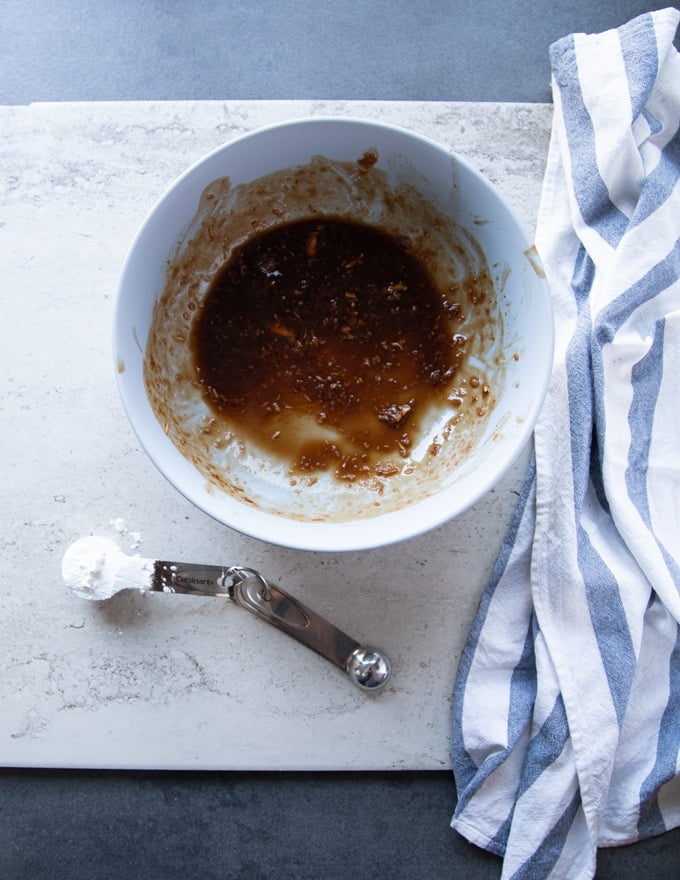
[192,218,479,481]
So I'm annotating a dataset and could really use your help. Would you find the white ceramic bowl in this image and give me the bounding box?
[114,117,553,552]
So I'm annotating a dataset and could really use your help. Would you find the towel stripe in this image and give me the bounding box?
[518,695,571,795]
[452,465,536,801]
[508,790,582,880]
[637,619,680,837]
[577,518,637,727]
[620,13,659,123]
[630,127,680,226]
[626,317,665,520]
[552,33,629,248]
[563,242,638,725]
[593,241,680,350]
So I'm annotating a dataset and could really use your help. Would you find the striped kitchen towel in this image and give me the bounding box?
[451,8,680,880]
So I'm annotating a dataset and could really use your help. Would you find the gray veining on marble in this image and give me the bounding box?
[0,100,551,770]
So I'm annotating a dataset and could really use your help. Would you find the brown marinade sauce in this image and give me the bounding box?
[190,217,474,480]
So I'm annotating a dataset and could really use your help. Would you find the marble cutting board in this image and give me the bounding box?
[0,99,551,770]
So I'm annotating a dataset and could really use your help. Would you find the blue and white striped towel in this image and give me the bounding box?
[451,8,680,879]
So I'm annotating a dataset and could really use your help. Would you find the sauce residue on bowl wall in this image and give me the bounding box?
[144,151,505,521]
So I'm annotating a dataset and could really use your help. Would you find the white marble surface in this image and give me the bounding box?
[0,100,551,770]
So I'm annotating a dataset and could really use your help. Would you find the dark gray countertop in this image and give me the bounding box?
[3,0,677,105]
[2,2,679,878]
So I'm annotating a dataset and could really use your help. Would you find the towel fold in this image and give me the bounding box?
[451,9,680,879]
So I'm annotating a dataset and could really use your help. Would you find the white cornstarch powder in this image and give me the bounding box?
[108,517,142,549]
[61,536,154,600]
